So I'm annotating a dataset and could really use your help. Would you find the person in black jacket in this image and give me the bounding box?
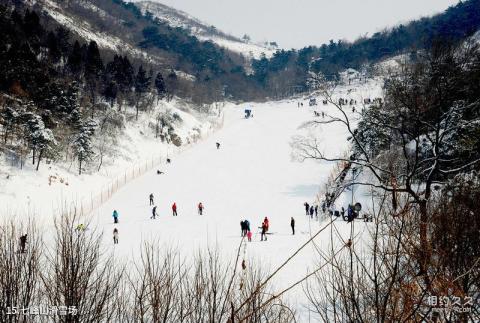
[290,217,295,235]
[19,234,27,253]
[304,202,309,215]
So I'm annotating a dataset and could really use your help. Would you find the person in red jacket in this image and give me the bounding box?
[172,202,178,216]
[263,217,269,232]
[198,202,204,215]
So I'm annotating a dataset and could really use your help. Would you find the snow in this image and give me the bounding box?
[196,35,275,59]
[1,79,383,320]
[0,98,222,219]
[89,80,381,319]
[136,0,275,59]
[42,0,164,64]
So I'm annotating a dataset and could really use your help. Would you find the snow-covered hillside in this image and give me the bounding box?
[136,0,276,59]
[0,99,223,218]
[1,78,383,320]
[38,0,162,64]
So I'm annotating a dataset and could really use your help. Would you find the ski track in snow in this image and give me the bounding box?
[2,79,382,319]
[89,85,380,318]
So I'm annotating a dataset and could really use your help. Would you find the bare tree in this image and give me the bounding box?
[41,211,123,323]
[293,42,480,282]
[0,219,42,323]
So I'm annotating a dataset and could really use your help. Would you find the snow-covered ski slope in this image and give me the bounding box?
[88,80,382,318]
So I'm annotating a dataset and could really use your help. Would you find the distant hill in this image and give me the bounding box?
[135,1,276,59]
[1,0,479,103]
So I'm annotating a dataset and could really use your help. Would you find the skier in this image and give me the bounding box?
[113,228,119,244]
[166,158,171,164]
[172,203,178,216]
[112,210,119,224]
[151,206,158,219]
[240,221,245,237]
[341,206,345,218]
[243,219,250,232]
[247,230,252,242]
[314,205,318,218]
[149,193,154,206]
[263,217,269,232]
[260,222,268,241]
[76,223,86,231]
[198,202,204,215]
[309,205,314,219]
[291,217,295,235]
[347,205,354,222]
[19,234,27,253]
[216,142,221,149]
[321,201,326,214]
[304,202,310,216]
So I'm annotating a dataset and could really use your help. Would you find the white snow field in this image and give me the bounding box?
[88,81,381,320]
[1,79,382,320]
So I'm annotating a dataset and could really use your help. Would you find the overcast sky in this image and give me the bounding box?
[143,0,459,48]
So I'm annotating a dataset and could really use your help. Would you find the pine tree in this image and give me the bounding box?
[154,72,166,101]
[134,65,151,120]
[103,81,118,108]
[33,128,57,170]
[67,41,83,76]
[0,106,19,143]
[85,41,104,110]
[72,119,97,175]
[20,110,56,169]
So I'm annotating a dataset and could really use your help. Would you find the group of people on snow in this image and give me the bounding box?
[303,202,319,219]
[240,217,271,242]
[304,199,366,223]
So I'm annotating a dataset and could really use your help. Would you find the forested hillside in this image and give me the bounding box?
[1,0,480,176]
[250,0,480,96]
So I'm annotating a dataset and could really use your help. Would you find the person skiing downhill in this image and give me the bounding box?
[304,202,309,215]
[149,193,154,206]
[216,142,221,149]
[240,221,246,237]
[314,205,318,218]
[151,206,158,219]
[172,203,178,216]
[198,202,204,215]
[113,228,119,244]
[112,210,119,224]
[309,205,314,219]
[291,217,295,235]
[19,234,27,253]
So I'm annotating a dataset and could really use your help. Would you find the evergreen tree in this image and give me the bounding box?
[0,106,19,143]
[134,65,151,120]
[67,41,83,76]
[103,81,118,108]
[72,118,97,175]
[154,72,166,100]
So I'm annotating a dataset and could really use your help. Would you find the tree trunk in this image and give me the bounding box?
[32,147,36,165]
[418,199,431,288]
[36,149,43,171]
